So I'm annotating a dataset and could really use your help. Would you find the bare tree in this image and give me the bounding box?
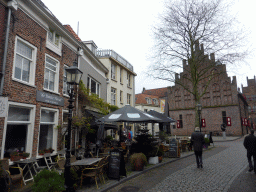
[148,0,249,126]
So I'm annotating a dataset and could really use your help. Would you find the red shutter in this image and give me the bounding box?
[244,118,248,126]
[226,117,231,126]
[177,120,180,128]
[201,119,206,127]
[242,117,245,125]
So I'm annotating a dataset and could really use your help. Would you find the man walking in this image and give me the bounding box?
[243,129,256,173]
[191,127,205,168]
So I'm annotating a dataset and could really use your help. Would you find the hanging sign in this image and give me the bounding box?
[226,117,232,126]
[0,97,8,117]
[201,119,206,127]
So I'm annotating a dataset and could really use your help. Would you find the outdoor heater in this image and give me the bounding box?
[196,103,202,132]
[65,61,83,192]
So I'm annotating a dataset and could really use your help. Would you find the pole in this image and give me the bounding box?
[64,87,75,192]
[198,110,201,132]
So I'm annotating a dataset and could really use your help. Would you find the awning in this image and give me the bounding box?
[146,110,176,123]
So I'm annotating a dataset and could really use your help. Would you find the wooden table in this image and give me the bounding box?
[71,157,102,171]
[15,158,39,185]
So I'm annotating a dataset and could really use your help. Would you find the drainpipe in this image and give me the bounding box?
[0,1,18,96]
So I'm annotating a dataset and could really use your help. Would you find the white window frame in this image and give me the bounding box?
[120,68,123,84]
[12,36,37,86]
[43,54,60,93]
[127,94,131,105]
[111,87,116,105]
[87,76,100,96]
[127,73,131,87]
[63,65,69,96]
[38,107,59,156]
[146,97,152,104]
[111,64,116,80]
[153,99,158,105]
[46,28,62,56]
[120,90,123,104]
[1,102,36,160]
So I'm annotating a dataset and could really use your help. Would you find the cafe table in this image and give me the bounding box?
[15,158,39,185]
[71,158,102,171]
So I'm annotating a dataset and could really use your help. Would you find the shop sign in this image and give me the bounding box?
[36,91,64,106]
[227,117,231,126]
[0,97,8,117]
[201,119,206,127]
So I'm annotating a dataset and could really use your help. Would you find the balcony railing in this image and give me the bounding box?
[96,49,134,71]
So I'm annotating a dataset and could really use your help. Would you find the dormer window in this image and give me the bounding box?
[152,99,158,105]
[46,28,62,56]
[145,98,152,104]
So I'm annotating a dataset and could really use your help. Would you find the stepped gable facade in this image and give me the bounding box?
[167,43,249,136]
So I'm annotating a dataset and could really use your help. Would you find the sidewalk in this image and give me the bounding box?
[78,135,241,192]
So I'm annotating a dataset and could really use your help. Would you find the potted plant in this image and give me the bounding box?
[22,152,30,159]
[39,150,45,156]
[157,148,164,163]
[10,151,20,161]
[48,148,54,153]
[204,138,210,149]
[130,153,147,171]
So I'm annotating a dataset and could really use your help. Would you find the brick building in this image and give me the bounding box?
[135,87,171,135]
[168,43,249,136]
[242,76,256,128]
[0,0,109,160]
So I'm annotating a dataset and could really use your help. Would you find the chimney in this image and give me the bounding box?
[142,87,145,93]
[183,59,187,69]
[232,76,237,85]
[210,53,215,62]
[200,44,204,54]
[195,40,199,51]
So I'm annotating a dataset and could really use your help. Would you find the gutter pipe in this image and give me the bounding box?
[0,5,12,96]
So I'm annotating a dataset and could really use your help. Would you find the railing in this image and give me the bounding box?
[96,49,134,71]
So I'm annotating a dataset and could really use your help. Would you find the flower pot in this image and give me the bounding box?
[39,153,45,156]
[158,156,163,163]
[11,156,21,161]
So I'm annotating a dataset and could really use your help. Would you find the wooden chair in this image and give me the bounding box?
[43,153,57,170]
[80,158,105,189]
[0,158,23,191]
[100,156,109,182]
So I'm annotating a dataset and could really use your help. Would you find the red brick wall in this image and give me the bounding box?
[0,7,78,157]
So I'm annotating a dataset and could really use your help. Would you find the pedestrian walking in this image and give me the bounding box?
[191,127,205,168]
[243,129,256,173]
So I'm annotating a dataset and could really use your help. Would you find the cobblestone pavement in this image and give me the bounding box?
[106,138,250,192]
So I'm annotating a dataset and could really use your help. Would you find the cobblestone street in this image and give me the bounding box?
[104,138,254,192]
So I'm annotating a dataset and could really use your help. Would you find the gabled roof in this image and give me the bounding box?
[135,94,159,105]
[142,87,168,97]
[63,25,82,42]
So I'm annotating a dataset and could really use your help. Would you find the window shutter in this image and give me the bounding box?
[226,117,231,126]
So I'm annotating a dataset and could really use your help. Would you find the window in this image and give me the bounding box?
[48,29,60,47]
[111,88,116,105]
[120,69,123,84]
[111,64,116,80]
[63,65,69,95]
[39,108,58,152]
[153,99,158,105]
[44,55,59,92]
[87,76,100,96]
[179,114,183,128]
[127,73,131,87]
[13,37,37,85]
[3,103,35,160]
[127,94,131,104]
[145,98,152,104]
[120,90,123,104]
[222,111,227,125]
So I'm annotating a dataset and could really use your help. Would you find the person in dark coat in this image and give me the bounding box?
[191,127,205,168]
[243,129,256,173]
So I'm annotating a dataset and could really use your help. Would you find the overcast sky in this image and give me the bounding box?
[42,0,256,94]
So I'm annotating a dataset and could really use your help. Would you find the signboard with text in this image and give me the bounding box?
[36,91,64,106]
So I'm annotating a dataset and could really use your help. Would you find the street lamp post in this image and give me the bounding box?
[196,103,202,132]
[65,63,83,192]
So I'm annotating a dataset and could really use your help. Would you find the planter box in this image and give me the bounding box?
[148,156,159,164]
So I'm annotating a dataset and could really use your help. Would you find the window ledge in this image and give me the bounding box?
[43,88,60,95]
[127,86,132,89]
[12,78,37,88]
[63,94,69,98]
[111,78,117,82]
[46,41,62,56]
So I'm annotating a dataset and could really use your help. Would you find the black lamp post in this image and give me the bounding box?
[196,103,202,132]
[65,63,83,192]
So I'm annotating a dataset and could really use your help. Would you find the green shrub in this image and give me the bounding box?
[129,153,147,170]
[32,169,65,192]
